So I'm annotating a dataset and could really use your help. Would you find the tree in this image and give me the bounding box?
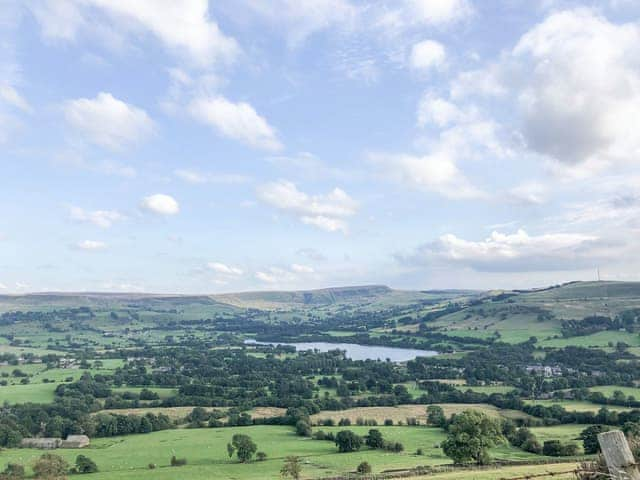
[441,410,502,465]
[32,454,69,480]
[580,425,609,454]
[427,405,446,428]
[280,456,302,480]
[365,429,385,449]
[231,434,258,463]
[256,452,267,462]
[356,461,372,474]
[74,455,98,474]
[335,430,363,453]
[295,420,312,437]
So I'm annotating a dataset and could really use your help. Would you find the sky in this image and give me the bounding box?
[1,0,640,294]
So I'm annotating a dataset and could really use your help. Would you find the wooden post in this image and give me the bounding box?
[598,430,640,480]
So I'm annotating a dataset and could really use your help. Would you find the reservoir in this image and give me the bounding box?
[244,339,437,362]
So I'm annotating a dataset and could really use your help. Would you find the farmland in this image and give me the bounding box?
[1,281,640,478]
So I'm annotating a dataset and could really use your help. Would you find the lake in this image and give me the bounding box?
[244,339,437,362]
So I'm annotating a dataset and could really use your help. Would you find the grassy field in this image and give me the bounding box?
[0,425,546,479]
[524,399,631,413]
[310,404,532,425]
[589,385,640,398]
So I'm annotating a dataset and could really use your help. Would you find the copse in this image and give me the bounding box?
[441,410,502,465]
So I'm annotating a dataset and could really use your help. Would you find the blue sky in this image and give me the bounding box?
[1,0,640,293]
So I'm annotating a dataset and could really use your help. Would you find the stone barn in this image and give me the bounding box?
[61,435,90,448]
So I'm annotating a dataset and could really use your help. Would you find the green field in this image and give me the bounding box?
[0,425,543,480]
[524,399,631,413]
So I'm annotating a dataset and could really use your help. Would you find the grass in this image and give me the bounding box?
[0,425,545,479]
[589,385,640,398]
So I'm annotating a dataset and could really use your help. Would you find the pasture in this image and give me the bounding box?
[0,425,543,479]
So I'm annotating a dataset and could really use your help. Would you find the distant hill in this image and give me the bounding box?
[212,285,395,309]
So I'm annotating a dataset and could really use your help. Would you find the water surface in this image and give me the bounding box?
[244,339,437,362]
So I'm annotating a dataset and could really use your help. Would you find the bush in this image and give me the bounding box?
[416,448,424,455]
[33,454,69,480]
[256,452,267,462]
[0,463,25,480]
[75,455,98,474]
[338,418,351,426]
[384,419,393,426]
[295,420,312,437]
[148,464,156,470]
[170,456,187,467]
[356,461,372,474]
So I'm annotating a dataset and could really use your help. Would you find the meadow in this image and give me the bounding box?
[0,425,545,480]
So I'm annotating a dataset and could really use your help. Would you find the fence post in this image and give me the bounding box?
[598,430,640,480]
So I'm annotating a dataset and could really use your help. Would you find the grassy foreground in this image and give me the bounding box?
[0,425,548,479]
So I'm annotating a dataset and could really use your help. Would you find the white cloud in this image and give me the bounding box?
[29,0,239,67]
[64,92,154,150]
[174,169,250,185]
[69,206,124,228]
[417,94,467,128]
[369,151,484,199]
[374,0,473,37]
[207,262,243,276]
[240,0,357,47]
[454,9,640,174]
[0,85,31,113]
[189,96,282,152]
[0,282,6,290]
[400,229,604,272]
[255,270,278,284]
[507,182,547,206]
[409,39,446,72]
[76,239,107,251]
[291,263,314,274]
[140,194,179,216]
[256,180,357,233]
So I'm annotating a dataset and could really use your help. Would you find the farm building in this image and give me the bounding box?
[21,434,90,449]
[61,435,90,448]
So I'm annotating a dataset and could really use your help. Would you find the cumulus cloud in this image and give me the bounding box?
[369,150,484,199]
[64,92,154,150]
[75,239,107,251]
[69,206,124,228]
[189,96,282,152]
[174,169,250,185]
[409,39,446,72]
[399,229,606,272]
[140,194,179,216]
[29,0,239,67]
[256,180,357,233]
[454,9,640,175]
[207,262,243,276]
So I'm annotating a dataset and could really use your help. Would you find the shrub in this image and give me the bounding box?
[170,456,187,467]
[256,452,267,462]
[416,448,424,456]
[148,464,156,470]
[356,461,372,474]
[33,454,69,480]
[75,455,98,474]
[0,463,25,480]
[384,419,394,426]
